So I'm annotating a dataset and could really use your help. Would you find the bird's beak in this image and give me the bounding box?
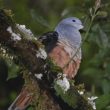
[78,24,84,30]
[80,25,84,29]
[79,23,86,33]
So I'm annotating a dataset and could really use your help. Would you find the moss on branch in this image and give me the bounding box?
[0,9,93,110]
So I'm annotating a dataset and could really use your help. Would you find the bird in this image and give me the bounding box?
[8,17,83,110]
[39,17,83,78]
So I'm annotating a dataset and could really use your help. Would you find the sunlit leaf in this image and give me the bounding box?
[96,11,108,18]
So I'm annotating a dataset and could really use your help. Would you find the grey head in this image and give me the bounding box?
[55,17,83,47]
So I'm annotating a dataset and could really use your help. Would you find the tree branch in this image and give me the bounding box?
[0,9,93,110]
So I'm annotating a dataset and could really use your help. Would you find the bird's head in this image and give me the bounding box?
[55,17,84,46]
[57,17,83,30]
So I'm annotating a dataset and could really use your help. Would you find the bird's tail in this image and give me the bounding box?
[8,87,33,110]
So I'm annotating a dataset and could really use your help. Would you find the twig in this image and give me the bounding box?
[63,0,101,69]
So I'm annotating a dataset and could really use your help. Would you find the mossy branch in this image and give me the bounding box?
[0,9,93,110]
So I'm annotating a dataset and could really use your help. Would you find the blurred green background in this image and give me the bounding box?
[0,0,110,110]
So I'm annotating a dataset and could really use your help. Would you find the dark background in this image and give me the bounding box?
[0,0,110,110]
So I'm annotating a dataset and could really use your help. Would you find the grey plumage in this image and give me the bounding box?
[55,17,83,47]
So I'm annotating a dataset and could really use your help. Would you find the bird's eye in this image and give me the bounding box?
[72,20,76,22]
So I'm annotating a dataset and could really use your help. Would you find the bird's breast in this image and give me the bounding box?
[48,40,81,78]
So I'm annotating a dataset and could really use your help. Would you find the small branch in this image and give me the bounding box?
[63,0,101,69]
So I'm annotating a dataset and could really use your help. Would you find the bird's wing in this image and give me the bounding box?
[38,31,58,53]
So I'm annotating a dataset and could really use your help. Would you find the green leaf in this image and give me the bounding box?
[82,67,102,77]
[7,61,20,80]
[96,94,110,110]
[54,83,77,108]
[101,79,110,94]
[0,0,3,8]
[90,24,108,48]
[99,27,108,48]
[96,11,108,18]
[27,106,34,110]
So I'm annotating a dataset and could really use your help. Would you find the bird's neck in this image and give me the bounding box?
[55,24,82,48]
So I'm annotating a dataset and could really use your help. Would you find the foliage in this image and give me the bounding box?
[54,80,93,110]
[0,0,110,110]
[54,83,78,108]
